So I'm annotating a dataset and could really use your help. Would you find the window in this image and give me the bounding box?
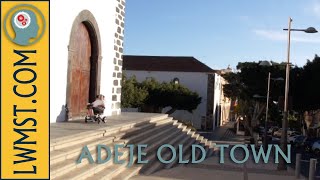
[173,77,179,84]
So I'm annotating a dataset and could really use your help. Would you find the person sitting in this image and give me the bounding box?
[87,95,104,116]
[91,94,105,115]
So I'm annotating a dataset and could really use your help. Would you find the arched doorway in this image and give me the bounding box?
[66,10,102,121]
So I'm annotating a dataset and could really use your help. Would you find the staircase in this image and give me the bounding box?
[50,114,217,180]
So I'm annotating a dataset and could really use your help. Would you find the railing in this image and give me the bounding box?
[295,153,319,180]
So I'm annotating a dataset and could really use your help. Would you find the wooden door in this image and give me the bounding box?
[69,23,91,119]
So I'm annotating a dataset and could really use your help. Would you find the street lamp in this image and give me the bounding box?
[278,18,318,171]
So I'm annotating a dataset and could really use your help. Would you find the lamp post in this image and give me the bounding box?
[264,72,271,151]
[278,18,318,171]
[265,76,284,151]
[258,61,285,152]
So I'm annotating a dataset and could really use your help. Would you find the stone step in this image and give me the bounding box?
[50,136,116,165]
[124,124,185,164]
[85,156,137,180]
[112,165,142,180]
[127,121,180,145]
[50,132,127,165]
[50,116,219,179]
[118,117,174,133]
[166,132,202,168]
[165,135,197,169]
[207,141,218,157]
[125,128,188,176]
[179,141,204,168]
[53,149,130,180]
[198,139,210,156]
[50,115,170,152]
[121,117,174,139]
[141,125,188,154]
[136,123,183,151]
[175,135,215,168]
[115,122,179,146]
[108,114,169,130]
[51,127,127,152]
[141,131,192,175]
[139,129,192,174]
[50,130,106,152]
[51,142,124,179]
[89,163,125,180]
[149,114,169,123]
[191,139,210,163]
[52,120,180,177]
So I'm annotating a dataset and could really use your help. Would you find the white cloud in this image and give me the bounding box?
[312,0,320,18]
[238,15,250,22]
[253,29,320,43]
[304,0,320,18]
[253,30,286,41]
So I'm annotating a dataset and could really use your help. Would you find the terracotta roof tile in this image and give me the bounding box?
[123,55,215,73]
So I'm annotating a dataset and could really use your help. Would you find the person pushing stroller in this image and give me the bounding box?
[85,94,106,123]
[92,95,105,114]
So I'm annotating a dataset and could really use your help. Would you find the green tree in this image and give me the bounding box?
[121,76,201,115]
[121,75,148,108]
[293,54,320,111]
[222,61,286,129]
[222,55,320,136]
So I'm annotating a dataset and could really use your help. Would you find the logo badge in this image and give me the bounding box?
[4,4,46,46]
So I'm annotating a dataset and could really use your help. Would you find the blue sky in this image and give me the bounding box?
[123,0,320,70]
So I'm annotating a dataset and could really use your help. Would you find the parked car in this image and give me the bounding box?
[288,131,301,136]
[271,137,280,144]
[293,135,307,147]
[288,134,300,143]
[304,138,320,152]
[311,140,320,155]
[274,128,282,137]
[274,128,299,138]
[268,126,279,135]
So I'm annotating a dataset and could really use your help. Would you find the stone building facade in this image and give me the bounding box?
[50,0,126,122]
[123,55,229,130]
[111,0,126,115]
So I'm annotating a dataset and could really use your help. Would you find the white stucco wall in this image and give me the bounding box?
[124,70,208,129]
[50,0,120,123]
[213,73,222,129]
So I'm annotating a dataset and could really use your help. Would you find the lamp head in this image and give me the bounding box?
[304,27,318,33]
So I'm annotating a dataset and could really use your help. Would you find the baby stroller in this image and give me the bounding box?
[85,103,107,124]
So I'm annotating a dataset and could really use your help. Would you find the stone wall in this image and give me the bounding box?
[111,0,126,115]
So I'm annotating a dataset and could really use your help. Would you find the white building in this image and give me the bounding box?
[50,0,126,123]
[123,55,229,130]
